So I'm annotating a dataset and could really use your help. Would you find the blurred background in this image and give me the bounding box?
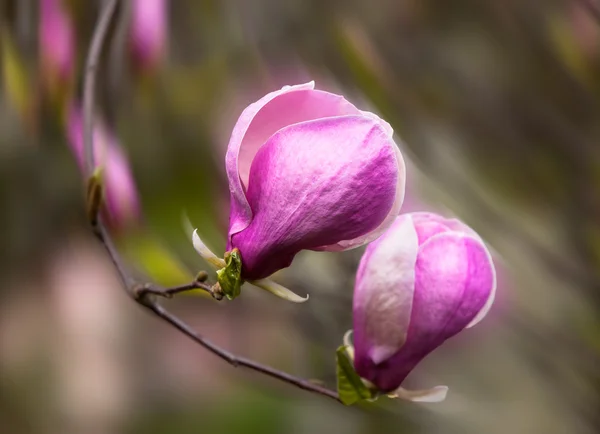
[1,0,600,433]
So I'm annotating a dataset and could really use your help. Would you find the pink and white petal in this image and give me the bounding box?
[353,215,419,366]
[230,115,398,280]
[355,231,495,392]
[226,82,364,239]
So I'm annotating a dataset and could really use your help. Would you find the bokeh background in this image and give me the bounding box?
[1,0,600,433]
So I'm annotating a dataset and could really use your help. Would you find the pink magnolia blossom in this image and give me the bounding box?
[224,81,406,280]
[66,104,141,229]
[351,212,496,401]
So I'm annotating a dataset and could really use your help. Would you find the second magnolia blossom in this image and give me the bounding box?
[194,81,406,300]
[350,212,496,402]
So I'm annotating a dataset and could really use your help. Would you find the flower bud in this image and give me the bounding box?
[39,0,75,97]
[65,104,141,229]
[129,0,167,73]
[225,81,406,281]
[351,212,496,400]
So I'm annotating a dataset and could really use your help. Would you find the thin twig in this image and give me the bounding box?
[135,279,215,299]
[146,302,340,401]
[82,0,340,403]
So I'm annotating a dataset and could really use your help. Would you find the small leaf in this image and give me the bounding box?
[336,345,374,405]
[86,167,104,224]
[216,248,244,300]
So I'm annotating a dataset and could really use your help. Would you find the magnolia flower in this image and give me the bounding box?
[193,81,406,301]
[39,0,75,95]
[349,212,496,402]
[66,104,141,229]
[129,0,167,72]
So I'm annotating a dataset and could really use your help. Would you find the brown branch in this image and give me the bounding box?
[82,0,340,403]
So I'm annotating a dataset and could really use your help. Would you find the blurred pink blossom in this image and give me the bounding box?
[66,103,141,229]
[129,0,168,73]
[39,0,75,96]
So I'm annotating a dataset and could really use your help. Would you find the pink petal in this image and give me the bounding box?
[404,212,496,327]
[230,115,399,280]
[318,138,406,251]
[411,232,494,343]
[226,82,364,240]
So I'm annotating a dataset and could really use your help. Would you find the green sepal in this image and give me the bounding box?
[86,167,104,225]
[336,345,375,405]
[216,248,244,300]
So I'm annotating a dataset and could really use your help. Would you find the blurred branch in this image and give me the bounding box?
[82,0,340,404]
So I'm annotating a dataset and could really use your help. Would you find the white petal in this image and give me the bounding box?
[192,229,226,270]
[388,385,448,403]
[343,329,355,361]
[354,215,418,364]
[249,278,309,303]
[343,329,354,348]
